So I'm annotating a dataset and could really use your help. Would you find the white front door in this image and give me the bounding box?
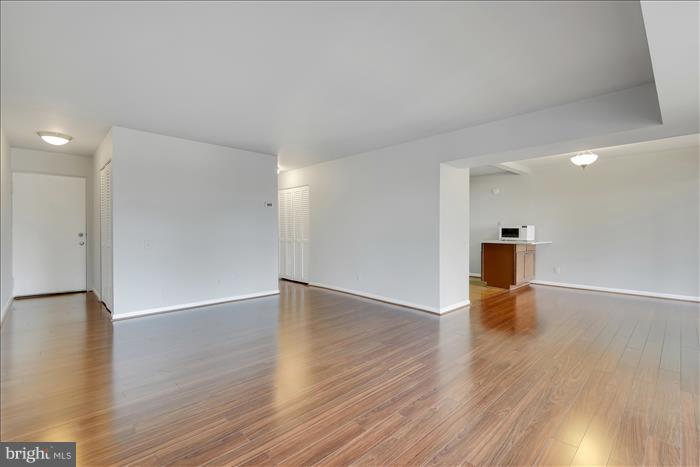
[12,172,87,296]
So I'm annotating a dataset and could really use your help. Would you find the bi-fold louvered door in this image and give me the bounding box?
[278,186,309,283]
[100,161,113,311]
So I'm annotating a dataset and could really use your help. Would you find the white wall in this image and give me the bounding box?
[0,127,12,323]
[12,148,92,177]
[11,148,93,290]
[439,165,470,311]
[280,150,441,311]
[110,127,278,317]
[280,149,475,313]
[470,145,700,298]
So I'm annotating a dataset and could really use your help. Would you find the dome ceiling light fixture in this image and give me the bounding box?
[570,150,598,169]
[37,131,73,146]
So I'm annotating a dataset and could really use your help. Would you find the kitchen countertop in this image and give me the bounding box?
[482,240,552,245]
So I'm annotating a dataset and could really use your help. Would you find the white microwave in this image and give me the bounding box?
[499,225,535,241]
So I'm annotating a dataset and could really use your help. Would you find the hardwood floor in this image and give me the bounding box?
[1,281,698,466]
[469,277,508,304]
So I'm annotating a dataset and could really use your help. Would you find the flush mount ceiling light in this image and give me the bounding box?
[37,131,72,146]
[570,151,598,169]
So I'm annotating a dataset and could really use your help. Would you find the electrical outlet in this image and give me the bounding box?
[356,272,361,281]
[554,266,561,274]
[144,239,152,250]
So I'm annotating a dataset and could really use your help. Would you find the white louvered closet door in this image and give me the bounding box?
[100,162,114,311]
[285,190,294,278]
[278,186,309,283]
[296,186,309,282]
[278,190,286,277]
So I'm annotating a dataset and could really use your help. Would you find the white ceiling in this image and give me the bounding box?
[1,1,654,169]
[520,133,700,168]
[470,166,514,177]
[469,134,699,176]
[470,164,532,177]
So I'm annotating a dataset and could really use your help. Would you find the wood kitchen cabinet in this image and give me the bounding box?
[482,242,542,289]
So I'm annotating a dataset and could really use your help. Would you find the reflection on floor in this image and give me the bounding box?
[1,281,698,465]
[469,276,508,304]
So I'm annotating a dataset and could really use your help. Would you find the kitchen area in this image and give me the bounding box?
[470,224,551,299]
[480,225,551,290]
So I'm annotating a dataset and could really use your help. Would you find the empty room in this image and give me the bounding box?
[0,1,698,466]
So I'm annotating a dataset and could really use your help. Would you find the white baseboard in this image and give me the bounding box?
[91,289,101,301]
[530,280,700,303]
[309,282,469,315]
[469,272,481,278]
[111,289,280,321]
[440,299,471,314]
[1,296,13,326]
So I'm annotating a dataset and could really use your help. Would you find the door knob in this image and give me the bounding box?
[79,241,85,246]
